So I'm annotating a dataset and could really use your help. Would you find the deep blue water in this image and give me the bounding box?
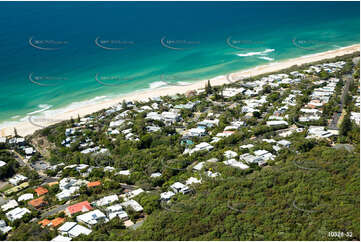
[0,1,359,128]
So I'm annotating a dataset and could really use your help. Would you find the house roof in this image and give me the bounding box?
[65,201,92,215]
[28,196,47,208]
[58,222,77,232]
[50,217,66,227]
[38,219,51,227]
[51,235,72,241]
[87,181,101,188]
[35,187,48,196]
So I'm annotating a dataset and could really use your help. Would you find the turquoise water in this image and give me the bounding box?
[0,2,359,127]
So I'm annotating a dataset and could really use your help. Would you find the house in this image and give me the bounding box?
[1,200,18,212]
[240,144,254,149]
[18,193,34,202]
[76,209,108,227]
[121,200,143,212]
[266,121,288,126]
[224,150,238,159]
[150,172,162,178]
[197,119,219,128]
[239,153,263,165]
[306,126,335,139]
[206,170,220,178]
[56,187,80,201]
[6,207,31,222]
[65,201,93,217]
[104,166,115,172]
[49,217,66,228]
[51,235,72,242]
[28,196,47,209]
[93,195,119,207]
[183,127,206,137]
[9,174,28,186]
[170,182,190,194]
[277,139,291,148]
[210,137,221,144]
[161,111,181,124]
[4,182,29,196]
[223,159,249,169]
[160,191,175,201]
[38,219,51,228]
[193,162,205,171]
[186,177,201,185]
[187,142,213,155]
[0,220,12,234]
[68,224,92,238]
[105,204,128,220]
[35,186,48,196]
[254,150,275,161]
[117,170,131,176]
[58,222,77,236]
[121,188,144,201]
[24,147,35,155]
[87,181,101,188]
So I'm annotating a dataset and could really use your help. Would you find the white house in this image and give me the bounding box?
[105,204,128,221]
[170,182,190,194]
[18,193,34,202]
[76,209,108,227]
[121,200,143,212]
[58,222,77,236]
[68,224,92,238]
[266,120,288,126]
[224,150,238,159]
[223,159,249,169]
[186,177,202,185]
[160,191,175,201]
[1,200,18,212]
[193,162,205,171]
[9,174,28,186]
[0,220,12,235]
[6,207,30,222]
[93,195,119,207]
[51,235,72,241]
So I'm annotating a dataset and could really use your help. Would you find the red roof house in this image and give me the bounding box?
[87,181,101,188]
[35,186,48,196]
[65,201,93,217]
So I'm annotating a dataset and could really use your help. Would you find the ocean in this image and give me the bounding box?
[0,1,359,128]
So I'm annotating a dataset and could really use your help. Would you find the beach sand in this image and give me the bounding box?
[1,44,359,137]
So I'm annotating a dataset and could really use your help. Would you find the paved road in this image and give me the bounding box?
[40,203,68,219]
[130,220,145,230]
[329,74,352,130]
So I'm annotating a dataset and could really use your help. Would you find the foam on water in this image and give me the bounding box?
[258,56,274,61]
[236,48,275,57]
[149,81,168,89]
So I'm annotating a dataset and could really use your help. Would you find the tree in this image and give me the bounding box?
[205,80,212,94]
[340,113,352,136]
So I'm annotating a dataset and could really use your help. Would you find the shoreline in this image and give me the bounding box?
[1,44,359,137]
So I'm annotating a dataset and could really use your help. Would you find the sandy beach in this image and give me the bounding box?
[1,44,359,137]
